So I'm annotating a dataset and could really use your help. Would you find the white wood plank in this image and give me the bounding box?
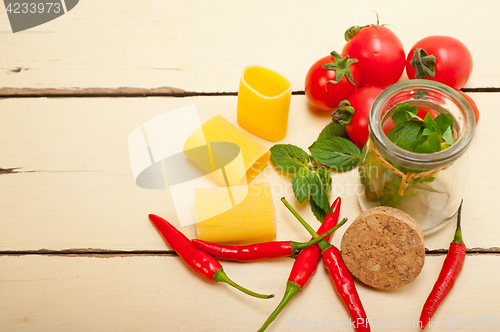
[0,94,497,250]
[0,0,498,91]
[0,254,498,332]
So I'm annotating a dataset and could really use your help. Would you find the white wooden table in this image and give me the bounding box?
[1,1,499,331]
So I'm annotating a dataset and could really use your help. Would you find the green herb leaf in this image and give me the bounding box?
[310,199,327,222]
[422,175,436,183]
[270,144,308,174]
[309,168,333,216]
[379,189,403,207]
[407,111,424,122]
[435,113,454,135]
[387,121,423,149]
[378,176,403,207]
[392,103,419,126]
[414,132,442,153]
[317,121,349,140]
[422,128,433,136]
[388,104,457,153]
[442,126,454,146]
[292,167,312,203]
[423,112,439,133]
[308,137,360,171]
[308,154,318,168]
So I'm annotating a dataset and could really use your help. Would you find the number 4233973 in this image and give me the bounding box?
[441,318,498,329]
[6,2,62,14]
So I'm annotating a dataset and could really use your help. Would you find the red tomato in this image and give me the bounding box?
[342,25,405,88]
[305,52,360,112]
[406,36,473,89]
[344,86,384,149]
[455,89,480,125]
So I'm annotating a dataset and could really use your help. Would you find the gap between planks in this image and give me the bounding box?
[0,87,499,98]
[0,248,499,258]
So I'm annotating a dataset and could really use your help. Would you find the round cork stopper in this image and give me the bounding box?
[341,206,425,290]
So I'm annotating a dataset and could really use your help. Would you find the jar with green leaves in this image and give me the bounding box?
[358,80,476,235]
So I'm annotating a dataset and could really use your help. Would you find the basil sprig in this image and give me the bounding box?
[270,123,360,221]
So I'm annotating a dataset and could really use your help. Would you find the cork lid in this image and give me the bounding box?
[341,206,425,290]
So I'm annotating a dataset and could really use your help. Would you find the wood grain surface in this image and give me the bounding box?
[0,0,499,92]
[1,1,499,331]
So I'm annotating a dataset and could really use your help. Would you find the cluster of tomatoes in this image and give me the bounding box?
[304,22,479,150]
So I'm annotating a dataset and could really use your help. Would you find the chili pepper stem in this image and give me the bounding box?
[212,269,274,299]
[281,197,342,252]
[451,200,465,245]
[292,218,347,251]
[281,197,318,236]
[257,281,302,332]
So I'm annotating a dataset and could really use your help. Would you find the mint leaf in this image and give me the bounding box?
[423,112,439,134]
[435,113,454,131]
[388,103,457,153]
[435,113,454,135]
[292,167,311,203]
[442,126,453,145]
[310,199,327,222]
[270,144,308,174]
[392,103,419,126]
[379,176,403,207]
[422,128,433,136]
[407,111,424,122]
[317,121,349,140]
[308,137,360,171]
[387,121,423,149]
[398,103,419,114]
[380,188,403,207]
[422,175,436,183]
[414,132,441,153]
[309,168,333,215]
[308,154,318,168]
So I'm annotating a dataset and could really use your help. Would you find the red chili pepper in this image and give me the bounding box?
[322,246,370,332]
[283,198,370,332]
[419,201,466,329]
[257,197,342,332]
[192,222,345,262]
[148,214,273,299]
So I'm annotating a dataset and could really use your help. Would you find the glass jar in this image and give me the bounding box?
[357,80,476,236]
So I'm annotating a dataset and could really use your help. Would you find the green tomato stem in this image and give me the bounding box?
[409,48,436,79]
[331,100,355,126]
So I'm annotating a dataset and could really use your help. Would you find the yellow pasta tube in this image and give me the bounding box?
[237,66,292,142]
[183,115,270,185]
[194,182,276,244]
